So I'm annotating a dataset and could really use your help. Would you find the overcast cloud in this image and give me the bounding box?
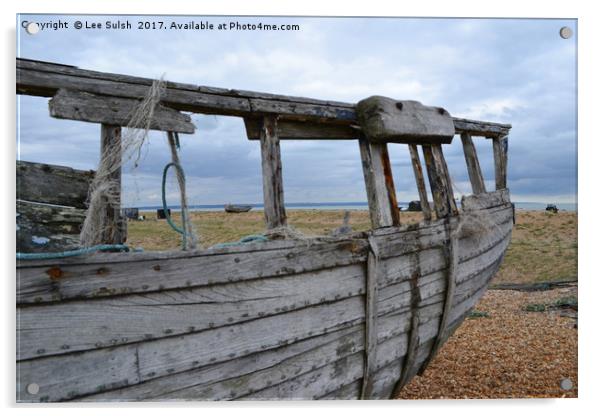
[17,16,577,206]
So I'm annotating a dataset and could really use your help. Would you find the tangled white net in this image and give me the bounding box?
[79,78,198,249]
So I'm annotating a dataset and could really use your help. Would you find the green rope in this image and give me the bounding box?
[16,244,132,260]
[211,234,268,249]
[161,161,189,249]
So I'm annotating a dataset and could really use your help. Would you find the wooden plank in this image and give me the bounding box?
[16,200,86,253]
[17,264,365,360]
[16,160,94,208]
[72,256,505,402]
[359,139,399,228]
[392,252,422,394]
[460,132,486,194]
[356,97,455,145]
[17,238,369,304]
[244,117,357,140]
[422,221,459,371]
[49,89,195,134]
[492,134,509,190]
[452,117,511,138]
[432,144,458,215]
[408,145,432,221]
[16,58,511,137]
[361,247,379,399]
[98,124,125,244]
[16,204,512,305]
[422,145,453,219]
[259,115,287,229]
[461,189,510,211]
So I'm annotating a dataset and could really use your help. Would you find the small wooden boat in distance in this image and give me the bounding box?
[225,204,253,213]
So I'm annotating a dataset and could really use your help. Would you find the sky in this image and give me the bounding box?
[16,15,577,207]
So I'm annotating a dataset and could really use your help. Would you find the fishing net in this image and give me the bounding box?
[79,78,198,249]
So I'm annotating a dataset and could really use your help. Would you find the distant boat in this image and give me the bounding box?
[224,204,252,213]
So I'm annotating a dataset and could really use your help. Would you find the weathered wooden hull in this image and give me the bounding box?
[16,190,512,402]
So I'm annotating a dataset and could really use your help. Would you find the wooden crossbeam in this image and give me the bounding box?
[17,58,511,139]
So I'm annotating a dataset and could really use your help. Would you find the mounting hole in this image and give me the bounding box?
[560,378,573,390]
[25,22,40,35]
[26,383,40,395]
[559,26,573,39]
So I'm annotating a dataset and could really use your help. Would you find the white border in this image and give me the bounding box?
[2,1,599,414]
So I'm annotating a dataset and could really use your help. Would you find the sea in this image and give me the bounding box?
[136,201,577,212]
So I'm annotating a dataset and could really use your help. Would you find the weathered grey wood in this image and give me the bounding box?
[356,97,455,144]
[16,58,511,138]
[98,124,125,244]
[460,132,486,194]
[17,202,512,305]
[361,248,379,399]
[492,134,509,190]
[359,139,400,228]
[49,89,195,134]
[422,145,455,219]
[16,200,86,253]
[422,221,459,372]
[21,244,504,400]
[17,160,94,208]
[79,324,363,402]
[393,251,422,394]
[244,117,357,140]
[21,238,508,402]
[260,115,287,229]
[17,264,365,360]
[432,144,458,215]
[17,238,369,304]
[461,189,510,211]
[452,118,511,138]
[17,343,140,403]
[408,144,432,221]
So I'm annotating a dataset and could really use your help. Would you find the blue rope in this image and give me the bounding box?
[211,234,268,249]
[17,244,131,260]
[161,162,188,249]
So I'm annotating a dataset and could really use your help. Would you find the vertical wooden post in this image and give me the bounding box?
[260,115,287,229]
[100,124,125,244]
[422,144,457,219]
[460,132,486,194]
[408,144,432,221]
[492,134,509,190]
[359,139,400,229]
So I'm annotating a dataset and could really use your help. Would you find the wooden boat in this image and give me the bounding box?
[16,58,512,402]
[224,204,253,213]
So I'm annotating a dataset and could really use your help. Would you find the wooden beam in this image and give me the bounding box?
[17,58,511,138]
[49,89,195,134]
[361,243,379,399]
[17,160,94,209]
[492,134,509,190]
[359,139,400,228]
[244,117,357,140]
[99,124,125,244]
[460,132,486,194]
[408,145,432,221]
[432,145,458,216]
[260,116,287,229]
[422,145,455,219]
